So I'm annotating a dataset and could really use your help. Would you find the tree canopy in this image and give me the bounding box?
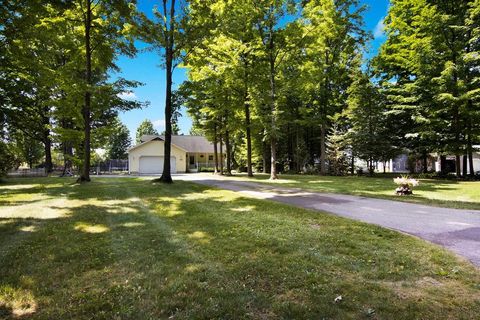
[2,0,479,180]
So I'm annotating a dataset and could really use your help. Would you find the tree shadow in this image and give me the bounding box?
[0,177,231,318]
[1,177,479,318]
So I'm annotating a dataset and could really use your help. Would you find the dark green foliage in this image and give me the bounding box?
[0,0,145,182]
[135,120,159,144]
[10,131,45,169]
[106,118,132,160]
[0,142,17,176]
[375,0,480,176]
[326,125,350,175]
[345,71,397,174]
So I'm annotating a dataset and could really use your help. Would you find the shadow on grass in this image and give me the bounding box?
[0,177,206,318]
[0,177,480,319]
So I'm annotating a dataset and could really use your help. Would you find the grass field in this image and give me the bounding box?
[226,173,480,210]
[1,177,479,319]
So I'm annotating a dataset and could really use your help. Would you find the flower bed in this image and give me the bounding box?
[394,176,419,195]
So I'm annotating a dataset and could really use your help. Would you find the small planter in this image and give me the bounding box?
[395,184,413,195]
[394,176,418,196]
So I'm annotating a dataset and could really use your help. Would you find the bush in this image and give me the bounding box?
[303,164,319,174]
[237,166,247,173]
[416,172,438,179]
[0,142,17,177]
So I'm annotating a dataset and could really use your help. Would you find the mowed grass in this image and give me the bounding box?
[227,173,480,210]
[0,178,479,319]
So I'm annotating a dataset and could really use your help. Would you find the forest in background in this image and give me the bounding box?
[1,0,479,181]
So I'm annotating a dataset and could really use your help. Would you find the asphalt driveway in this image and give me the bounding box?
[176,174,480,267]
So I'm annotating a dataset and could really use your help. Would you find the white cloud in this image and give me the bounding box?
[373,17,386,39]
[152,119,165,129]
[117,91,137,100]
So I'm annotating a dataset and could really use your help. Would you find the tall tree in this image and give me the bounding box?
[300,0,367,174]
[45,0,140,182]
[0,0,60,174]
[345,71,394,174]
[205,1,262,177]
[375,0,479,177]
[0,142,18,177]
[106,118,132,159]
[139,0,208,183]
[10,130,44,169]
[252,0,299,179]
[136,119,159,143]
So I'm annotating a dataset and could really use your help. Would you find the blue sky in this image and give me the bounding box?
[114,0,390,141]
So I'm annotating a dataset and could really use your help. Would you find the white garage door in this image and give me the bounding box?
[139,156,176,174]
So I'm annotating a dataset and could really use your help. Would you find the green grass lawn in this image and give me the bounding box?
[226,173,480,210]
[1,177,479,319]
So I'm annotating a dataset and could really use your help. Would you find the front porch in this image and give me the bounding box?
[187,152,225,172]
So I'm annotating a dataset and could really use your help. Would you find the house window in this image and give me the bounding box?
[208,155,213,161]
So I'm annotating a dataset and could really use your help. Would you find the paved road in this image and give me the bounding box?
[176,174,480,267]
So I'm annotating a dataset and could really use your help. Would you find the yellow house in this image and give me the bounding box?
[128,135,223,174]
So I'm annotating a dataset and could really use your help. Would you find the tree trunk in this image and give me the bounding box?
[160,57,173,183]
[307,128,315,166]
[244,98,253,177]
[262,140,267,174]
[467,113,474,177]
[61,143,73,177]
[468,132,474,177]
[287,123,294,172]
[369,157,375,175]
[225,128,232,175]
[455,155,461,177]
[462,153,468,178]
[44,136,52,174]
[78,0,92,183]
[43,110,53,173]
[263,140,270,174]
[268,22,278,180]
[158,0,175,184]
[449,33,462,178]
[295,121,300,172]
[219,134,224,175]
[351,153,355,175]
[440,155,446,173]
[213,124,219,174]
[422,153,428,174]
[320,124,326,175]
[270,136,277,178]
[59,117,73,177]
[262,154,266,174]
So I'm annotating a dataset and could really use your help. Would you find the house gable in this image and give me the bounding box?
[128,136,188,153]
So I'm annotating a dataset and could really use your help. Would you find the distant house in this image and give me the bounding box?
[356,151,480,174]
[128,135,224,174]
[432,152,480,175]
[354,154,412,174]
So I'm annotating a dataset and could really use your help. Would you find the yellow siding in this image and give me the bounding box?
[128,140,187,173]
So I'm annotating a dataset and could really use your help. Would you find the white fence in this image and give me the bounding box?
[7,168,47,177]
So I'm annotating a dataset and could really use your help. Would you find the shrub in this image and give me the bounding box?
[0,142,17,177]
[393,176,419,188]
